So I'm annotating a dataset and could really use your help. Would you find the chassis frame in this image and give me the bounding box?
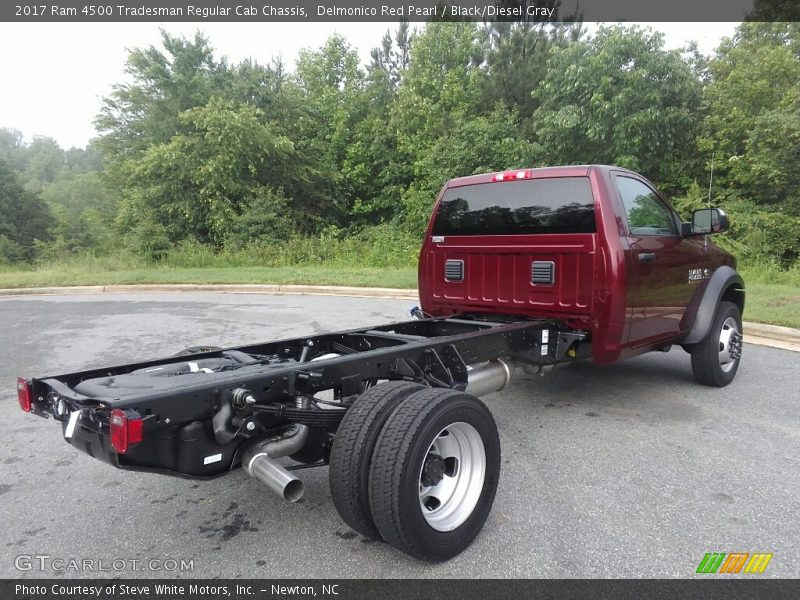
[27,314,588,478]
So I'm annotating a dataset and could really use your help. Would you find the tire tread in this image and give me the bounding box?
[368,388,499,560]
[328,381,423,538]
[690,300,742,387]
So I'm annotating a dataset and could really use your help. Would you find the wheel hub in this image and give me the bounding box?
[421,453,446,487]
[729,331,743,360]
[718,317,742,372]
[418,422,486,532]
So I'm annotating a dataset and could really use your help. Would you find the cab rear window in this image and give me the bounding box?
[431,176,596,236]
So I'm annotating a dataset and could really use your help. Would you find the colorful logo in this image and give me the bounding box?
[696,552,773,574]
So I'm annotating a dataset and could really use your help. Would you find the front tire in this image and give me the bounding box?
[690,300,743,387]
[368,388,501,561]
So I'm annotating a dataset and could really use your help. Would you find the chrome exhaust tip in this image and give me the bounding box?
[244,450,305,502]
[242,424,309,503]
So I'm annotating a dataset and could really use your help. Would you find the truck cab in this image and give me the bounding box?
[418,165,744,373]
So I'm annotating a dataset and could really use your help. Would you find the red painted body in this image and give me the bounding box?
[418,165,736,364]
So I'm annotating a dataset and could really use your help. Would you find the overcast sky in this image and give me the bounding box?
[0,22,739,150]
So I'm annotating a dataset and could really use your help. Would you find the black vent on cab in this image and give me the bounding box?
[531,261,555,285]
[444,259,464,282]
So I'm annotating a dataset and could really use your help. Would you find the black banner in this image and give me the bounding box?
[4,579,800,600]
[1,0,796,23]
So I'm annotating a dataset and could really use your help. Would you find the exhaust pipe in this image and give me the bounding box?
[242,360,513,501]
[465,359,515,397]
[241,424,308,502]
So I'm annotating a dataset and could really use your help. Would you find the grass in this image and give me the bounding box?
[0,265,418,290]
[1,255,798,329]
[739,263,800,329]
[739,282,800,329]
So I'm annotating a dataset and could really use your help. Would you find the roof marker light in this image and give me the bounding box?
[493,170,531,182]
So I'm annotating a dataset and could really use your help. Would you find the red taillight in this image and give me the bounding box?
[17,377,32,412]
[109,409,143,454]
[493,170,531,182]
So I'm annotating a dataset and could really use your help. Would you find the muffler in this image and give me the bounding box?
[241,424,308,502]
[465,359,515,397]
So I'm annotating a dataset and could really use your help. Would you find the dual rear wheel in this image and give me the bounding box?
[328,382,500,561]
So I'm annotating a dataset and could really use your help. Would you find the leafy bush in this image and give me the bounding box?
[740,259,800,287]
[671,183,800,265]
[224,187,295,249]
[0,234,25,265]
[159,224,421,270]
[125,219,172,262]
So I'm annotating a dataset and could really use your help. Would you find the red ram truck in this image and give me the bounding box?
[18,165,743,561]
[419,165,744,378]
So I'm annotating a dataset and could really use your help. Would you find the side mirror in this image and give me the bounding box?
[682,208,730,236]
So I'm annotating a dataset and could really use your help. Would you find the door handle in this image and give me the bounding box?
[637,252,656,262]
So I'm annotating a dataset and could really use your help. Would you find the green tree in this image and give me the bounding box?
[700,23,800,207]
[118,98,292,246]
[480,17,583,124]
[40,170,115,214]
[0,128,27,172]
[37,171,118,256]
[532,25,702,191]
[294,35,365,222]
[397,22,484,126]
[0,158,52,262]
[341,24,412,223]
[21,136,65,192]
[390,23,487,225]
[214,58,325,229]
[64,144,103,173]
[95,30,230,164]
[225,186,294,248]
[402,106,538,230]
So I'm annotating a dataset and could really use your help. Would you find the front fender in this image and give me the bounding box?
[681,265,745,345]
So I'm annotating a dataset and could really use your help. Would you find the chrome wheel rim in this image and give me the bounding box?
[718,317,742,373]
[418,422,485,532]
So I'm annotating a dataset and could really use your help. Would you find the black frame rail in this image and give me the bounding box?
[33,315,587,425]
[26,315,589,478]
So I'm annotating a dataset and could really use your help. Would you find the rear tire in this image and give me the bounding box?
[328,381,424,539]
[690,300,743,387]
[368,388,501,561]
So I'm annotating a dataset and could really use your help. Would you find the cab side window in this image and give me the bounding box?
[616,176,676,236]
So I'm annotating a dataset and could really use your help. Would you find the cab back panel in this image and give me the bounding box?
[421,175,598,319]
[426,234,595,316]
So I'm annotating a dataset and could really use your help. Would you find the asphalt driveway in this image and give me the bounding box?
[1,293,797,578]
